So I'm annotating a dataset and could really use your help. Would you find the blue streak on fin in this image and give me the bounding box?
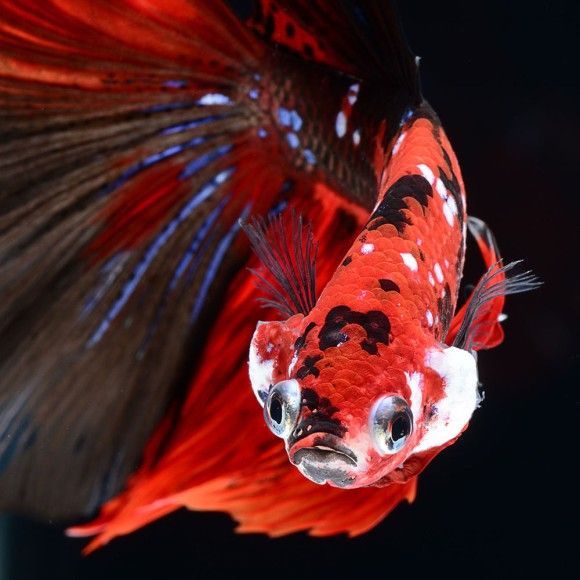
[179,144,232,180]
[190,204,252,324]
[88,168,235,347]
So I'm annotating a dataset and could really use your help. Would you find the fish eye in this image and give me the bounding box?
[264,379,301,438]
[370,395,413,455]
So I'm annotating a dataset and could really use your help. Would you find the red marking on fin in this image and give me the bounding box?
[67,193,370,553]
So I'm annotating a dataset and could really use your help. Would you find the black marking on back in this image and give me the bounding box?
[342,255,352,267]
[319,305,391,354]
[379,279,400,293]
[368,175,432,233]
[295,355,323,379]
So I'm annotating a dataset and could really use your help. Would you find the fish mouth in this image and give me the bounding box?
[289,434,357,487]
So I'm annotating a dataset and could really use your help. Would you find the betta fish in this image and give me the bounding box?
[0,0,539,552]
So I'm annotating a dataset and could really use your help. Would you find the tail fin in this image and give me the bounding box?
[1,0,424,546]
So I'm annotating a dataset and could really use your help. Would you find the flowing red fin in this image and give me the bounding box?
[67,190,366,552]
[241,209,318,317]
[446,217,541,350]
[0,0,322,520]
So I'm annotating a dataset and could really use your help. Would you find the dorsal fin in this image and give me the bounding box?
[241,209,318,317]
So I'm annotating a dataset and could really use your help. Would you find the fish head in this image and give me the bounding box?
[249,313,480,488]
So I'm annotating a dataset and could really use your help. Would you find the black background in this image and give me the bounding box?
[3,1,578,578]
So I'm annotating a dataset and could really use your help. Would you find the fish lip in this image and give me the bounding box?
[289,433,358,467]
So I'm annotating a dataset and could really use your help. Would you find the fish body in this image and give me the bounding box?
[248,104,479,489]
[0,0,539,551]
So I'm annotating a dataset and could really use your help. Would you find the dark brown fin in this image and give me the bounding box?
[241,209,318,317]
[452,261,542,351]
[0,0,313,521]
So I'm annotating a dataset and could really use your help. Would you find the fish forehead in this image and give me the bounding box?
[290,308,437,413]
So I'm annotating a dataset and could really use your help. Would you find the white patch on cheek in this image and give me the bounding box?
[414,347,479,453]
[405,371,423,425]
[361,243,374,254]
[401,252,418,272]
[248,333,274,406]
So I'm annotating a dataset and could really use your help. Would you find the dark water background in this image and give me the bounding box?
[3,1,578,578]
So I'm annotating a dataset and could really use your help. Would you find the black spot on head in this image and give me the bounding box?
[319,306,391,354]
[369,174,433,234]
[379,279,400,293]
[296,355,323,379]
[342,255,352,267]
[318,306,353,350]
[294,321,316,352]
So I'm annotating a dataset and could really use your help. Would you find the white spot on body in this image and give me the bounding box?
[361,243,375,255]
[434,262,444,283]
[347,83,360,105]
[352,129,361,146]
[414,347,479,453]
[335,111,347,138]
[426,309,434,327]
[401,252,418,272]
[444,259,450,268]
[197,93,231,105]
[303,149,316,165]
[447,194,458,216]
[428,271,435,286]
[435,178,447,199]
[442,202,454,226]
[417,239,423,246]
[417,163,435,185]
[286,132,300,149]
[290,110,303,131]
[392,132,406,155]
[498,313,508,322]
